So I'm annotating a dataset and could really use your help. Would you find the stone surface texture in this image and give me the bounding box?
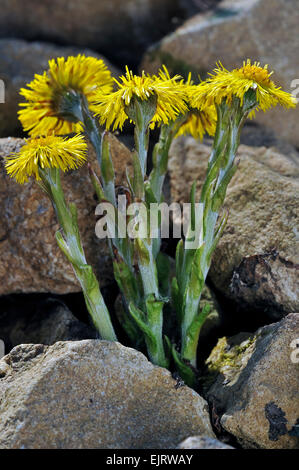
[204,313,299,449]
[0,340,214,449]
[142,0,299,146]
[0,0,192,66]
[178,435,234,449]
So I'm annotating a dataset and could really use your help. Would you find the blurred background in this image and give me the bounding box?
[0,0,298,145]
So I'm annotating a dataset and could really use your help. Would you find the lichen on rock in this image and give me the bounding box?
[203,313,299,449]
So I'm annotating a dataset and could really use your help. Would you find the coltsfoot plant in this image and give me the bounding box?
[5,55,296,387]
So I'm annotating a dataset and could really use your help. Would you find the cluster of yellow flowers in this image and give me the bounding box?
[5,55,296,184]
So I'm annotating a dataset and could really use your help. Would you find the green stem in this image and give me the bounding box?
[39,167,117,341]
[135,239,159,297]
[179,91,258,371]
[149,118,185,203]
[134,120,149,178]
[146,302,168,368]
[126,95,157,179]
[128,97,168,368]
[65,91,103,168]
[134,237,168,368]
[79,95,103,167]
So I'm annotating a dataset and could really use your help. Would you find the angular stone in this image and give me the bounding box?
[0,1,192,67]
[178,436,234,449]
[168,137,299,319]
[0,134,132,295]
[0,38,120,137]
[0,340,214,448]
[204,313,299,449]
[142,0,299,146]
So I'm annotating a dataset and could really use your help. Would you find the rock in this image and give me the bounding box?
[203,313,299,449]
[0,39,120,137]
[0,340,214,448]
[178,436,234,449]
[240,122,299,159]
[0,134,132,295]
[168,137,299,319]
[142,0,299,146]
[179,0,222,16]
[0,298,97,353]
[0,1,196,67]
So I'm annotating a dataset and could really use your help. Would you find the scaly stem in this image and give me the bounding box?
[39,167,117,341]
[177,91,257,379]
[79,95,103,167]
[126,96,168,368]
[59,90,103,167]
[149,117,186,203]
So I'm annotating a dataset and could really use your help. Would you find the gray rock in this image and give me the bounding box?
[0,299,97,352]
[0,39,120,137]
[0,135,132,295]
[142,0,299,146]
[0,0,191,67]
[168,137,299,319]
[0,340,214,448]
[204,313,299,449]
[178,436,234,449]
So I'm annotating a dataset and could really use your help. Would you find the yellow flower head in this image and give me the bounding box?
[5,134,87,184]
[176,74,217,140]
[91,66,188,131]
[191,59,296,114]
[19,55,114,136]
[176,108,216,140]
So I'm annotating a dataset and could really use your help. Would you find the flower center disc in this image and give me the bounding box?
[236,64,271,86]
